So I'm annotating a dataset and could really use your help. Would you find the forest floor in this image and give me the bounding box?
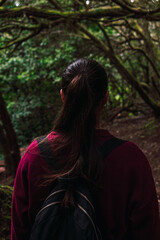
[0,115,160,206]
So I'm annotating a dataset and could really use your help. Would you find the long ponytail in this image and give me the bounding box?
[54,72,98,177]
[42,59,108,204]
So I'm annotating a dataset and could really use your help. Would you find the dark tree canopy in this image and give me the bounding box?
[0,0,160,116]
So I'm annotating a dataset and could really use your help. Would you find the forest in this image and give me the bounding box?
[0,0,160,239]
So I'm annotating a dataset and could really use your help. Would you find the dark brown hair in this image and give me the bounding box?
[43,58,108,205]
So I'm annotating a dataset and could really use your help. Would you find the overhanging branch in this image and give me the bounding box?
[98,23,114,53]
[112,0,138,12]
[0,28,41,50]
[0,5,160,21]
[0,23,41,32]
[48,0,63,11]
[0,0,7,6]
[129,43,160,79]
[77,23,109,53]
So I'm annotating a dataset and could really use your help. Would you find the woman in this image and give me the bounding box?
[11,58,160,240]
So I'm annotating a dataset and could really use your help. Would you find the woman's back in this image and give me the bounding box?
[11,129,160,240]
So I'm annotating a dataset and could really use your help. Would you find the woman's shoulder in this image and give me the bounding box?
[21,131,59,163]
[97,129,149,168]
[21,132,58,160]
[98,130,154,190]
[21,138,39,159]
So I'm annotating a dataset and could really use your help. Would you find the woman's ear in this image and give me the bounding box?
[103,90,109,105]
[60,89,65,102]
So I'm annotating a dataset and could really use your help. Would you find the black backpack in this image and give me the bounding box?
[29,136,126,240]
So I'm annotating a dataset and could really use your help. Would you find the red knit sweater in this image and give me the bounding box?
[11,129,160,240]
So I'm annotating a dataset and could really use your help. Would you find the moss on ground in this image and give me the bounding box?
[0,185,13,240]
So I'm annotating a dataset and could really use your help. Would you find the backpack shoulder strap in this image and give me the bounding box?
[37,135,127,165]
[100,137,127,159]
[37,136,61,170]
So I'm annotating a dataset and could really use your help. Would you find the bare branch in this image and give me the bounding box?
[0,5,160,21]
[129,42,160,79]
[119,0,133,7]
[0,0,7,6]
[77,23,109,53]
[112,0,136,12]
[48,0,63,11]
[117,47,132,54]
[116,38,142,45]
[0,28,41,50]
[0,18,66,50]
[98,23,114,53]
[151,77,160,98]
[113,0,160,14]
[125,19,146,40]
[0,23,40,32]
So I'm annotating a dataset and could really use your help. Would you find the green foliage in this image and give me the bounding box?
[0,154,4,161]
[0,185,13,240]
[0,21,144,147]
[0,35,78,145]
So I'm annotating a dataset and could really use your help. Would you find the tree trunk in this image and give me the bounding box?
[0,125,13,176]
[0,90,20,176]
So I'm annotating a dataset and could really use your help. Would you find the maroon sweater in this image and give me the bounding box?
[11,129,160,240]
